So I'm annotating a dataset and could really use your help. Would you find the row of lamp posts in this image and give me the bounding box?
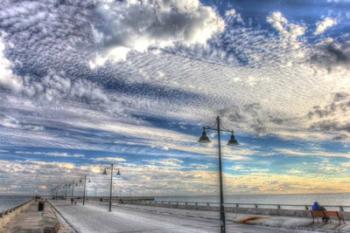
[53,164,121,212]
[51,116,236,233]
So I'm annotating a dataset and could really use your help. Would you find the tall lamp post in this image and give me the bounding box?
[82,175,91,206]
[64,184,68,199]
[70,182,75,198]
[198,116,238,233]
[103,164,121,212]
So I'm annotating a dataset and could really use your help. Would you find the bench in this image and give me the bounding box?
[311,210,345,224]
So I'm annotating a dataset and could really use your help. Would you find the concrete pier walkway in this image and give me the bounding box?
[3,200,74,233]
[52,201,323,233]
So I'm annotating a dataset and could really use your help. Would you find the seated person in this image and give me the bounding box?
[312,201,322,211]
[312,201,329,223]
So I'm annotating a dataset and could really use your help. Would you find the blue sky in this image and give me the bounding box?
[0,0,350,196]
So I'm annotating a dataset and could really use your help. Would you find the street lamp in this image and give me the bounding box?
[82,176,92,206]
[70,182,75,198]
[198,116,238,233]
[82,175,87,206]
[103,164,121,212]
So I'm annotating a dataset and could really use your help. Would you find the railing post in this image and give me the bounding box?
[340,206,344,212]
[207,202,210,207]
[277,205,281,210]
[254,204,258,209]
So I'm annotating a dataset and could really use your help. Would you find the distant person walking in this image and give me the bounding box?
[312,201,329,223]
[70,198,74,205]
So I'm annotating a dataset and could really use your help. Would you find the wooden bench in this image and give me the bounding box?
[311,210,345,224]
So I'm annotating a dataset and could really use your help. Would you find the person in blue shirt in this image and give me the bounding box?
[312,201,329,223]
[312,201,322,211]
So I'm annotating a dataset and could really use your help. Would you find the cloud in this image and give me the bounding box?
[0,34,23,92]
[89,0,225,67]
[0,1,350,194]
[314,17,337,35]
[93,157,126,163]
[21,71,110,104]
[146,158,184,169]
[310,39,350,70]
[15,151,85,158]
[267,11,306,48]
[0,113,44,131]
[306,92,350,139]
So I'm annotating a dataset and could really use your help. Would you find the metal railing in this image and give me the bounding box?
[133,200,350,212]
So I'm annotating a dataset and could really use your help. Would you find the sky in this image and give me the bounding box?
[0,0,350,196]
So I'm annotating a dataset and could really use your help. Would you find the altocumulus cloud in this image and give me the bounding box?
[1,0,350,195]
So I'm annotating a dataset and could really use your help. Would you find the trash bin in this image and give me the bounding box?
[38,201,45,211]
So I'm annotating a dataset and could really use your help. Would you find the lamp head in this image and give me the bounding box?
[227,131,238,145]
[198,128,211,143]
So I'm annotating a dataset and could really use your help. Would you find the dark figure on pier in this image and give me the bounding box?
[312,201,329,223]
[70,198,74,205]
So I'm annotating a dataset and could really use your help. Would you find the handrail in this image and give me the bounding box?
[134,200,350,212]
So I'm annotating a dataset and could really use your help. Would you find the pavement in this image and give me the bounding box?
[52,200,326,233]
[4,200,60,233]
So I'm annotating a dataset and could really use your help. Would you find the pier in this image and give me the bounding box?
[1,198,350,233]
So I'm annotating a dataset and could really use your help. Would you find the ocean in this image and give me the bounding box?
[0,196,31,212]
[156,193,350,210]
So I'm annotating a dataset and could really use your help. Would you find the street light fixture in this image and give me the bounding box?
[227,131,238,145]
[198,128,211,143]
[198,116,239,233]
[82,175,88,206]
[102,164,121,212]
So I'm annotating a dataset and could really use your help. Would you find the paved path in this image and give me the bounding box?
[53,201,321,233]
[5,201,61,233]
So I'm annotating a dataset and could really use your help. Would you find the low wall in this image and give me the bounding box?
[126,201,350,220]
[0,199,33,231]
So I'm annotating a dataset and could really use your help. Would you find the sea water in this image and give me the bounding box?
[0,196,31,212]
[156,193,350,208]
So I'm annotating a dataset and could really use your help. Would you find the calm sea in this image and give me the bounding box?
[0,196,31,212]
[156,193,350,209]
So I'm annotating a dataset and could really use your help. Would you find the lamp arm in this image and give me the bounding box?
[204,126,234,133]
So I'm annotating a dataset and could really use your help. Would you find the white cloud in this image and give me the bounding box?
[93,157,126,163]
[0,35,23,92]
[225,9,238,17]
[15,151,85,158]
[267,12,306,49]
[147,158,184,168]
[89,0,225,67]
[314,17,337,35]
